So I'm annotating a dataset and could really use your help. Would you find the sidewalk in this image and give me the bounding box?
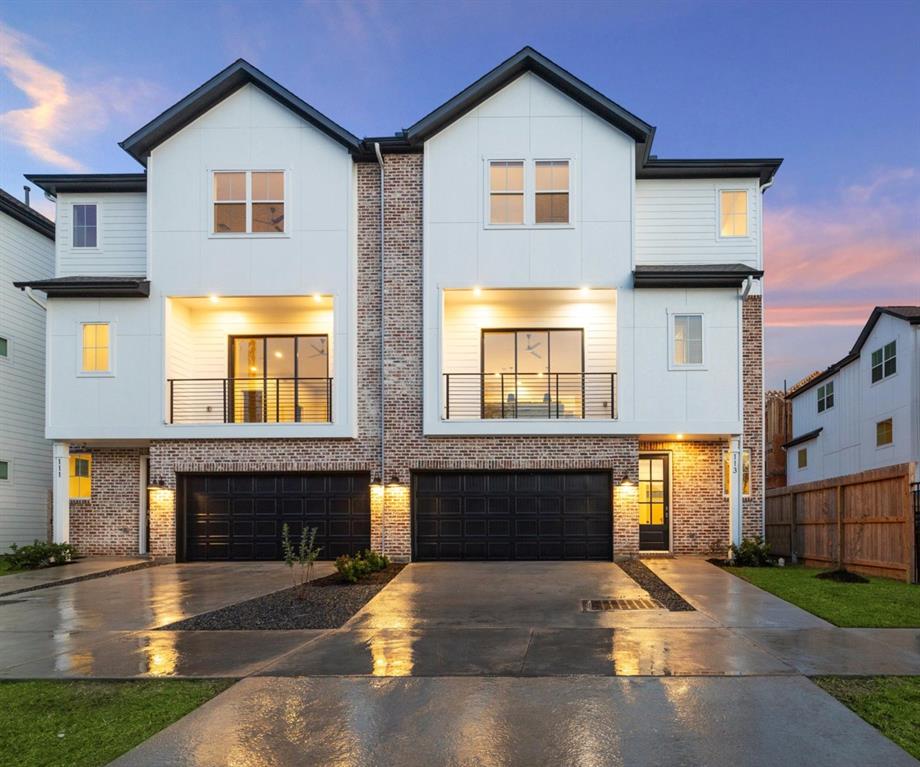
[0,557,154,597]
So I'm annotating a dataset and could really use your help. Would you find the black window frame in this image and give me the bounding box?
[871,340,896,383]
[480,327,585,378]
[817,381,834,413]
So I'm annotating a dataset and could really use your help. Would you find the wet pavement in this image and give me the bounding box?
[0,556,151,596]
[110,675,920,767]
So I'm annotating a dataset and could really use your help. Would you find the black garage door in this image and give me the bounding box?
[179,473,370,561]
[413,471,612,561]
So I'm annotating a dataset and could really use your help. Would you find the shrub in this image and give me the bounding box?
[281,524,322,598]
[335,549,390,583]
[729,536,773,567]
[4,541,77,570]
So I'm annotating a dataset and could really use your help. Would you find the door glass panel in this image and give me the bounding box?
[234,338,264,378]
[297,336,328,378]
[482,332,515,418]
[266,338,295,378]
[638,458,667,528]
[516,331,548,414]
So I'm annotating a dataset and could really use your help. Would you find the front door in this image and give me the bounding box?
[638,454,670,551]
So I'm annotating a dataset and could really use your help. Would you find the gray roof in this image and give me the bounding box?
[633,263,763,288]
[13,276,149,298]
[0,188,54,239]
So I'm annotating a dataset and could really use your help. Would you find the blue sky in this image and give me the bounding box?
[2,0,918,388]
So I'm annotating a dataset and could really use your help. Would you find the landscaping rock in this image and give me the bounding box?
[617,559,695,611]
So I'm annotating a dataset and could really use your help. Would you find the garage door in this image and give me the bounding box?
[413,471,612,561]
[179,473,370,561]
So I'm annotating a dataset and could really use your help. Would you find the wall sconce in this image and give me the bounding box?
[370,474,382,487]
[147,476,168,491]
[618,474,635,488]
[388,474,401,485]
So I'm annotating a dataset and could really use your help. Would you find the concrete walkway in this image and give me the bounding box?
[0,556,152,597]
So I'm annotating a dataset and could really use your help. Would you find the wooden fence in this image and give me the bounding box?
[765,463,917,583]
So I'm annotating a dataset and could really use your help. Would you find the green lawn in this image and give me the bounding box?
[814,676,920,759]
[0,559,20,576]
[0,679,235,767]
[725,565,919,627]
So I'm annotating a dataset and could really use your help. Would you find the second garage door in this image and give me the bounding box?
[413,471,612,561]
[179,473,370,561]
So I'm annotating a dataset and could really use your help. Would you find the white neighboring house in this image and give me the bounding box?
[785,306,920,483]
[0,188,54,548]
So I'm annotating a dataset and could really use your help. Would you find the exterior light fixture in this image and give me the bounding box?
[147,476,167,490]
[209,294,219,303]
[676,434,684,440]
[313,293,322,302]
[473,286,482,297]
[370,474,382,486]
[619,474,635,487]
[580,286,590,296]
[389,474,400,485]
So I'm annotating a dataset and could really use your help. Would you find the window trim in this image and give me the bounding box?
[483,158,575,230]
[0,458,11,484]
[722,449,752,498]
[716,188,751,241]
[534,158,571,227]
[817,381,834,413]
[875,417,894,448]
[76,321,115,377]
[667,310,707,371]
[70,201,102,251]
[208,169,289,238]
[69,453,92,500]
[797,447,808,470]
[0,334,10,364]
[870,340,897,385]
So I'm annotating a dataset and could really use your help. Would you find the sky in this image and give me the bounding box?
[1,0,918,390]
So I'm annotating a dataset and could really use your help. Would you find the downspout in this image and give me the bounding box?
[374,142,386,555]
[757,176,773,536]
[24,286,47,312]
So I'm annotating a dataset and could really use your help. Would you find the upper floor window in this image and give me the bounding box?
[876,418,893,447]
[70,454,91,499]
[870,340,896,383]
[797,447,808,469]
[817,381,834,412]
[719,190,748,238]
[489,161,524,225]
[213,171,285,234]
[671,314,703,367]
[73,204,97,248]
[535,161,569,224]
[0,336,7,357]
[81,322,110,373]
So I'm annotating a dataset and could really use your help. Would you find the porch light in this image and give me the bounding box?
[618,474,635,488]
[370,474,382,487]
[208,294,219,303]
[313,293,322,302]
[580,286,590,296]
[473,286,482,297]
[676,434,684,440]
[147,476,168,490]
[389,474,401,485]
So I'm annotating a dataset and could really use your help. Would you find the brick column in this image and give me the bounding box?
[742,295,765,539]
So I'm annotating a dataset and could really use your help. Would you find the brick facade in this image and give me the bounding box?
[742,295,765,539]
[83,154,764,560]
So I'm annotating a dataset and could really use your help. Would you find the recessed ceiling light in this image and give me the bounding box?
[209,294,219,303]
[580,286,590,296]
[473,286,482,297]
[313,293,322,302]
[274,351,283,358]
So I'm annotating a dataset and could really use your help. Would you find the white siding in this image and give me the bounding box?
[635,179,761,268]
[56,193,147,276]
[0,210,53,547]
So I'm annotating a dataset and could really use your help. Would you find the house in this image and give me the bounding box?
[0,188,55,548]
[14,48,780,561]
[784,306,920,484]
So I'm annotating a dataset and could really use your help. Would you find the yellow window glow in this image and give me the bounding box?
[720,190,748,237]
[69,454,92,499]
[81,323,110,372]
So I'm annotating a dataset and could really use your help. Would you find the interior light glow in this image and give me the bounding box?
[249,366,258,373]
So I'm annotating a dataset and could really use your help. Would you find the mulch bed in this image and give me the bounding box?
[617,559,695,612]
[158,564,405,631]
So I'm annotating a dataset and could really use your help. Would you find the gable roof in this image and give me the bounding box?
[787,306,920,399]
[0,188,54,239]
[405,46,654,146]
[120,59,362,165]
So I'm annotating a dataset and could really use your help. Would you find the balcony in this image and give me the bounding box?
[444,372,617,420]
[440,288,617,422]
[168,377,332,424]
[165,295,335,426]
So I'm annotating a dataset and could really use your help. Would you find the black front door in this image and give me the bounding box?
[638,454,670,551]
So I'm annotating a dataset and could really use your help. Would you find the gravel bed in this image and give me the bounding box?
[617,559,695,611]
[158,564,405,631]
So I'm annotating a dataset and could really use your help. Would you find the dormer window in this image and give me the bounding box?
[213,171,285,234]
[719,190,748,237]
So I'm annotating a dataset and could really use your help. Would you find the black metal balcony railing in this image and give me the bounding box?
[168,378,332,424]
[444,372,617,420]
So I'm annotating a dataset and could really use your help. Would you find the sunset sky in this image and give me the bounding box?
[2,0,918,389]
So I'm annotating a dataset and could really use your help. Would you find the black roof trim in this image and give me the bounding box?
[783,428,823,450]
[787,306,920,399]
[0,188,54,239]
[354,134,420,161]
[25,174,147,195]
[638,158,783,186]
[13,276,150,298]
[633,263,763,289]
[405,46,654,145]
[119,59,361,164]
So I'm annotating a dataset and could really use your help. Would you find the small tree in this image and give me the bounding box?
[281,524,322,598]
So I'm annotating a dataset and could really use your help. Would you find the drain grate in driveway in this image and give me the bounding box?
[581,597,663,612]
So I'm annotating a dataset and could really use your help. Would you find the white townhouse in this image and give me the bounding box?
[15,48,780,562]
[0,188,54,548]
[785,306,920,484]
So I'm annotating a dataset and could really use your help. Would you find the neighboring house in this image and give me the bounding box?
[15,48,780,561]
[785,306,920,484]
[0,188,55,548]
[764,390,791,488]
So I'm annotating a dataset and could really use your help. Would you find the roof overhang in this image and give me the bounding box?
[0,189,54,239]
[633,264,763,289]
[783,428,823,449]
[13,276,150,298]
[25,174,147,196]
[120,60,362,165]
[638,158,783,187]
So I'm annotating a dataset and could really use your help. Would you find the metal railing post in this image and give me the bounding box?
[610,373,615,419]
[445,374,450,420]
[223,379,228,423]
[169,379,174,424]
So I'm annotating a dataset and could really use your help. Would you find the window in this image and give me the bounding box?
[722,449,751,497]
[0,461,8,481]
[719,190,748,237]
[213,171,285,234]
[797,448,808,469]
[0,336,7,357]
[535,160,569,224]
[81,323,110,373]
[876,418,893,447]
[489,161,524,225]
[69,454,91,499]
[72,204,97,248]
[672,314,703,366]
[871,340,896,383]
[817,381,834,412]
